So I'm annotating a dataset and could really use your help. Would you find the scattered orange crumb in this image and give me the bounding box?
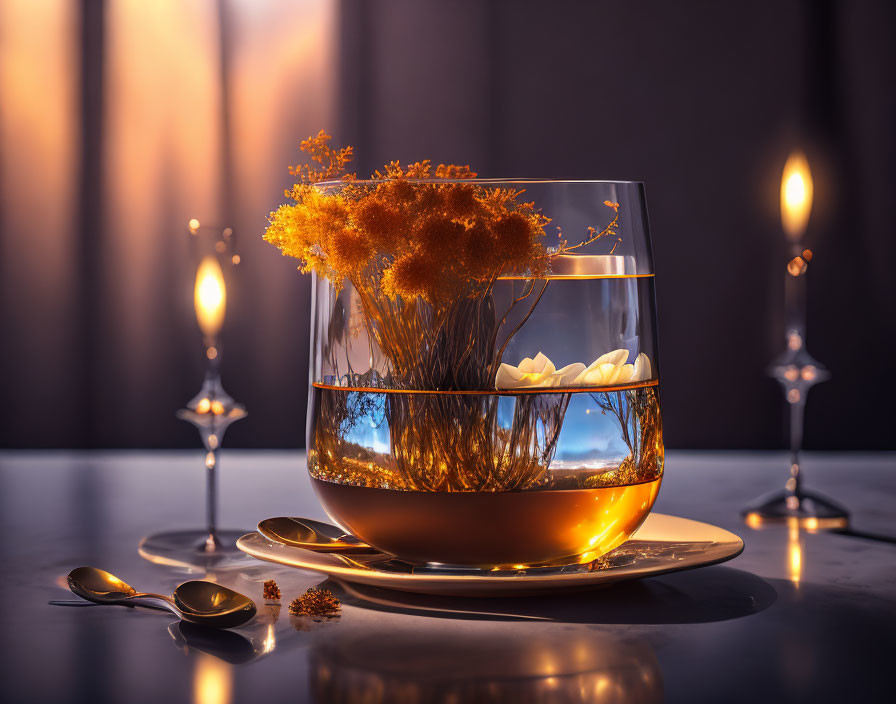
[263,579,281,602]
[289,587,340,616]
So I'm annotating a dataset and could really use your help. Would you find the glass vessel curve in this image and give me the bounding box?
[306,180,663,567]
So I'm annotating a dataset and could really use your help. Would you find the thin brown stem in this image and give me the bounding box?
[490,279,550,380]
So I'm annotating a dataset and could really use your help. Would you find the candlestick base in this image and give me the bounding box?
[743,488,849,530]
[138,529,253,571]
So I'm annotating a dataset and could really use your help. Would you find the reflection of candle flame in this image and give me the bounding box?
[781,151,813,240]
[262,623,276,654]
[194,256,226,338]
[787,518,802,586]
[193,653,232,704]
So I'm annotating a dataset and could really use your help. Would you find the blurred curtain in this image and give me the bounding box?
[1,0,80,445]
[2,0,894,449]
[1,0,335,447]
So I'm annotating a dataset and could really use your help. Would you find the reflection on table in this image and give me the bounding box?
[308,626,660,704]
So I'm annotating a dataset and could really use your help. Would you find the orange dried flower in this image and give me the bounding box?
[264,132,559,304]
[289,587,340,616]
[264,131,621,310]
[435,163,476,178]
[494,213,534,261]
[354,200,404,250]
[262,579,281,602]
[382,253,432,300]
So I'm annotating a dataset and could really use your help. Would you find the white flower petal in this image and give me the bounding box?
[572,369,590,386]
[532,351,555,376]
[598,363,619,384]
[554,362,585,386]
[617,364,635,384]
[500,350,643,390]
[632,353,652,381]
[595,349,629,367]
[575,364,610,386]
[495,363,527,389]
[581,349,627,377]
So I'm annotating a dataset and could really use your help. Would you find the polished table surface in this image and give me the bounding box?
[1,451,893,703]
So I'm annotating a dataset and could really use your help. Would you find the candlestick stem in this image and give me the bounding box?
[788,396,805,499]
[742,237,848,528]
[785,257,806,503]
[204,447,220,551]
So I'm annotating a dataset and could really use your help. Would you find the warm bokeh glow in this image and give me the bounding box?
[787,518,802,585]
[786,256,807,277]
[194,256,226,338]
[0,0,79,428]
[193,654,232,704]
[781,151,813,240]
[262,623,276,654]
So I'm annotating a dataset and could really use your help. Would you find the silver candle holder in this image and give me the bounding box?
[139,219,248,568]
[743,152,848,530]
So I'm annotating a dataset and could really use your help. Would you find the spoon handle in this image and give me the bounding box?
[124,592,182,618]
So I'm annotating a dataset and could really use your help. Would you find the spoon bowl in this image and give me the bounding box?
[67,567,256,629]
[174,581,257,629]
[68,567,138,603]
[258,517,376,554]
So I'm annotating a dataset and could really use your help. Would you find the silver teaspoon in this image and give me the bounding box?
[67,567,256,629]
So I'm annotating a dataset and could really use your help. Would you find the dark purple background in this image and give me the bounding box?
[2,0,894,450]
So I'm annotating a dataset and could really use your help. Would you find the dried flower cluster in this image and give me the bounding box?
[264,131,612,304]
[262,579,281,602]
[289,587,341,617]
[268,132,625,493]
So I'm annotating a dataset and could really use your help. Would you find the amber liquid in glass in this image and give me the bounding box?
[308,383,663,566]
[312,476,661,566]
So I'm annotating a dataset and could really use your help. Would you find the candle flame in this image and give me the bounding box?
[780,151,813,240]
[194,256,226,338]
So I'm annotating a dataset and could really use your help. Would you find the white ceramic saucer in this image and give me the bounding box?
[237,513,743,596]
